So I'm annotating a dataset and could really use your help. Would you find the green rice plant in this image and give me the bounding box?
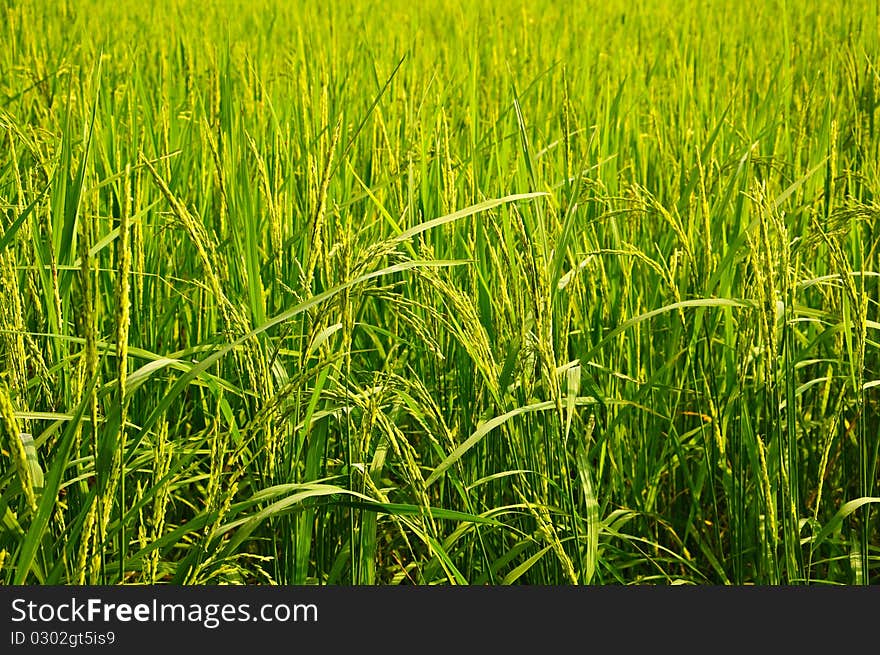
[0,0,877,586]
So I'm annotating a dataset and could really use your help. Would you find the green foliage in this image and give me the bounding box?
[0,0,878,585]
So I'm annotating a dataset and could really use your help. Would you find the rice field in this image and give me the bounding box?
[0,0,878,585]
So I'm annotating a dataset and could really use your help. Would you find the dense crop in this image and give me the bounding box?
[0,0,878,584]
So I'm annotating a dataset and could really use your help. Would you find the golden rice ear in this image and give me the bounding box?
[0,385,38,513]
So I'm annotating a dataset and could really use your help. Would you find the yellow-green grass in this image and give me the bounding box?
[0,0,878,584]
